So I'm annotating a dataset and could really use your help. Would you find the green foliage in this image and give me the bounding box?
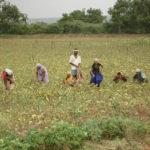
[0,0,27,34]
[86,8,103,24]
[108,0,150,33]
[0,22,29,34]
[82,118,147,142]
[59,8,104,24]
[29,24,46,34]
[0,1,27,24]
[1,0,150,34]
[0,118,148,150]
[0,132,29,150]
[0,121,86,150]
[26,121,86,149]
[58,20,105,34]
[46,23,61,34]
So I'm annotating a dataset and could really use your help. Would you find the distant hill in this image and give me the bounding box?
[27,18,60,24]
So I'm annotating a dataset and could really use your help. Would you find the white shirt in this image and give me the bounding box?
[69,55,81,70]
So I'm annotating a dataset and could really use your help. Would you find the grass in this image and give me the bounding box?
[0,34,150,149]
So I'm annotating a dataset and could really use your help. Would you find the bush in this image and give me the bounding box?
[0,132,29,150]
[59,20,105,34]
[0,119,148,150]
[0,121,86,150]
[41,121,86,149]
[0,23,29,34]
[81,23,105,34]
[82,117,147,142]
[29,24,47,34]
[46,23,62,34]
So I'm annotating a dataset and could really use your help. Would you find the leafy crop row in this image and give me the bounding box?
[0,118,148,150]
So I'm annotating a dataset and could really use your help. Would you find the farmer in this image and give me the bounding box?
[133,69,148,83]
[2,68,15,90]
[63,71,74,85]
[69,48,81,79]
[90,58,103,87]
[113,72,127,83]
[36,63,49,83]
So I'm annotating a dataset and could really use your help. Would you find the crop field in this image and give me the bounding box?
[0,34,150,150]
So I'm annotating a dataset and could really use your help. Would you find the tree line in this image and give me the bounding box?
[0,0,150,34]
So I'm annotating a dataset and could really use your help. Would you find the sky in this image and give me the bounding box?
[9,0,117,18]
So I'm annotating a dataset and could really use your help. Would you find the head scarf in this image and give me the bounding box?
[5,69,13,76]
[2,69,13,80]
[73,49,79,52]
[36,63,42,69]
[136,69,146,79]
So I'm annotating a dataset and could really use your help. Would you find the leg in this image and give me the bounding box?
[72,70,77,79]
[90,73,96,84]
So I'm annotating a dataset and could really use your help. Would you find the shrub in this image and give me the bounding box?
[46,23,62,34]
[29,24,47,34]
[0,133,29,150]
[0,23,29,34]
[0,119,148,150]
[82,117,147,142]
[41,121,86,149]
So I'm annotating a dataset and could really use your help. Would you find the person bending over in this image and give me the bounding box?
[133,69,148,83]
[113,72,127,83]
[90,58,103,87]
[63,71,74,86]
[36,63,49,84]
[2,68,15,90]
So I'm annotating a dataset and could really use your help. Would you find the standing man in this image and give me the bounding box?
[69,48,81,79]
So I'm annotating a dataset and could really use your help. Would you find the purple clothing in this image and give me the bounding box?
[37,64,49,83]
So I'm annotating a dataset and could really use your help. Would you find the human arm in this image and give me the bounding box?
[70,63,79,68]
[90,68,95,77]
[99,64,103,74]
[36,68,38,81]
[9,75,15,84]
[133,74,137,81]
[69,55,79,68]
[144,78,148,83]
[6,75,15,84]
[113,76,118,81]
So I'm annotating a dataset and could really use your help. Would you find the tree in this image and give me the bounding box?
[58,13,73,23]
[70,9,86,22]
[108,0,150,33]
[58,8,104,24]
[0,1,27,24]
[0,0,28,34]
[86,8,104,23]
[108,0,131,33]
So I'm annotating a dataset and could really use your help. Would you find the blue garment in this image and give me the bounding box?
[136,69,146,79]
[90,73,103,87]
[72,70,77,77]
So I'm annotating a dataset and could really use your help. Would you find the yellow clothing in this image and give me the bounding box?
[65,76,74,84]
